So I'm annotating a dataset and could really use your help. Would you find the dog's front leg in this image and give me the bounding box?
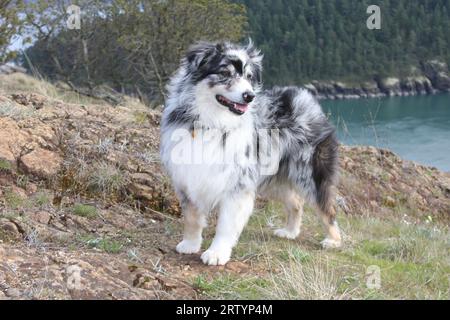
[201,191,255,266]
[176,201,206,254]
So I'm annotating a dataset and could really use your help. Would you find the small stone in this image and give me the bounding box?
[26,183,38,194]
[10,186,27,199]
[33,211,51,225]
[369,200,378,208]
[5,288,21,298]
[133,273,158,290]
[226,261,249,273]
[156,276,177,291]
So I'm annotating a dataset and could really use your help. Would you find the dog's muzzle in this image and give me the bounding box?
[216,95,250,115]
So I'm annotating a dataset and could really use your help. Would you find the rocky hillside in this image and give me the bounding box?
[305,60,450,100]
[0,73,449,299]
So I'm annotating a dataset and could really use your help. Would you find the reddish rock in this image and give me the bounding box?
[32,211,51,225]
[19,148,62,179]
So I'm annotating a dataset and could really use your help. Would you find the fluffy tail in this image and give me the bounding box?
[312,131,339,218]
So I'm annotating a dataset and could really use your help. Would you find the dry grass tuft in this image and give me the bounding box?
[263,254,352,300]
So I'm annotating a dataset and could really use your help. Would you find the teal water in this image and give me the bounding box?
[322,94,450,172]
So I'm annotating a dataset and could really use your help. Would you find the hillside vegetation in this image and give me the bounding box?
[19,0,247,104]
[3,1,448,103]
[0,73,449,299]
[238,0,450,85]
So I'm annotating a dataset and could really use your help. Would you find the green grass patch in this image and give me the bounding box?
[0,159,12,172]
[193,274,271,299]
[32,192,51,207]
[16,175,29,189]
[193,202,449,300]
[80,235,124,254]
[72,204,98,219]
[278,246,313,263]
[4,189,26,209]
[335,217,450,299]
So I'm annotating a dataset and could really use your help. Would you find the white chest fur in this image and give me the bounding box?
[161,121,255,212]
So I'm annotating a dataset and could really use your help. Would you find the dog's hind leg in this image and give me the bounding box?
[316,205,342,249]
[274,189,305,239]
[311,132,342,249]
[176,200,206,254]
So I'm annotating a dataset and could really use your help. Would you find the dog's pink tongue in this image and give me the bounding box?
[234,103,248,113]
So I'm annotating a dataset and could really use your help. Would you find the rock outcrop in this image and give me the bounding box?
[422,60,450,92]
[0,75,179,216]
[303,60,450,99]
[19,148,62,179]
[378,77,401,96]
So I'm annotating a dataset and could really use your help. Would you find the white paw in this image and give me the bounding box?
[274,228,300,240]
[321,238,342,249]
[201,247,231,266]
[176,239,201,254]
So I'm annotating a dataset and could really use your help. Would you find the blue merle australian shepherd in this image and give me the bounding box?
[160,41,342,265]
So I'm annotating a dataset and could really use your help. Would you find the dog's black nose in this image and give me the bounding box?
[243,91,255,103]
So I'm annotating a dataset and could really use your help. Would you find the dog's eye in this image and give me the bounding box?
[219,70,231,77]
[246,73,253,80]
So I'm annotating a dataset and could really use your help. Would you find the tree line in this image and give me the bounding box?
[1,0,448,103]
[2,0,246,104]
[238,0,450,85]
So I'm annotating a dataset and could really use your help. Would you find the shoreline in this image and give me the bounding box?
[315,89,449,101]
[301,60,450,101]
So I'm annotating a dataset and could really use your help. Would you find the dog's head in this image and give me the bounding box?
[184,40,263,117]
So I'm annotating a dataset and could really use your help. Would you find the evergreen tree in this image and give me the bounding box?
[236,0,450,85]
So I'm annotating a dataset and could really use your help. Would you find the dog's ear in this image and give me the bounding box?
[245,38,263,84]
[245,39,263,64]
[186,42,222,70]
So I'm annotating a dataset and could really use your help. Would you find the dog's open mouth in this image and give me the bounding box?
[216,95,249,115]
